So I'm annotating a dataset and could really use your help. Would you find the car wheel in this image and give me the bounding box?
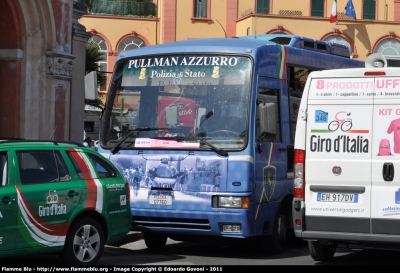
[308,240,336,261]
[61,217,105,265]
[260,208,287,255]
[143,232,168,250]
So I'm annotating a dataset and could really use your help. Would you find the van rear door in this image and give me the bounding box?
[304,77,374,233]
[371,76,400,234]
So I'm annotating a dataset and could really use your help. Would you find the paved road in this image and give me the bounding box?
[99,236,400,265]
[3,233,400,266]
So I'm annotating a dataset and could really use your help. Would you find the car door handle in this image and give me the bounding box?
[1,196,16,204]
[67,190,79,198]
[383,162,394,182]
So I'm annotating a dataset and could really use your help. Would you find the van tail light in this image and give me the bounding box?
[125,178,131,203]
[364,71,386,76]
[293,149,305,198]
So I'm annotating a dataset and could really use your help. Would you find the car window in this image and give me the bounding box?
[17,150,71,185]
[67,151,117,179]
[0,152,8,187]
[87,153,117,178]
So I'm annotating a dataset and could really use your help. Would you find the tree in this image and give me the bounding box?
[84,0,95,13]
[114,0,151,2]
[85,37,107,101]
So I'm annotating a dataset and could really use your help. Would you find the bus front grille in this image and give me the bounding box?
[132,216,211,230]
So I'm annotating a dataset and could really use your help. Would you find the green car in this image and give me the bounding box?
[0,140,131,265]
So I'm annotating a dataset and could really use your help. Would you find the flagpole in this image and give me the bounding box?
[336,0,339,25]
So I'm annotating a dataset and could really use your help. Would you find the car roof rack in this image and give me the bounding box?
[0,139,85,147]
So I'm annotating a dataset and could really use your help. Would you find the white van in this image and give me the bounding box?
[292,54,400,261]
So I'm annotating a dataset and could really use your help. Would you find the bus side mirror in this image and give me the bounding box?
[258,102,277,135]
[85,71,98,101]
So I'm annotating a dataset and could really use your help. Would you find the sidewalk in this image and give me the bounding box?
[108,231,143,247]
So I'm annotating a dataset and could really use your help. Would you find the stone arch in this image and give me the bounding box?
[17,0,59,139]
[320,30,358,58]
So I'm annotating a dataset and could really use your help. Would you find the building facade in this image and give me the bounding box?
[0,0,90,142]
[79,0,400,139]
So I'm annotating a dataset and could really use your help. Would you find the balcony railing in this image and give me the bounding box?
[90,0,156,17]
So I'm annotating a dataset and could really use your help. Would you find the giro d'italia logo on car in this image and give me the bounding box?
[46,190,58,204]
[39,189,67,217]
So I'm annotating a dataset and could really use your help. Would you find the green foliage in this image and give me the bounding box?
[113,0,150,2]
[90,0,156,17]
[84,0,94,13]
[85,38,107,89]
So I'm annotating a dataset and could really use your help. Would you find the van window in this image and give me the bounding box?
[17,151,71,185]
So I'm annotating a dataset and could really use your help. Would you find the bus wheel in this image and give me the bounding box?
[262,210,287,255]
[308,241,336,261]
[143,232,168,250]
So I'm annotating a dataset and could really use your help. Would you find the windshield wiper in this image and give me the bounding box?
[199,138,228,157]
[111,129,228,157]
[110,127,168,154]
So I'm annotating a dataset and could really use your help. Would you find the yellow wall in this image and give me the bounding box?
[237,0,254,18]
[271,0,307,14]
[236,17,252,37]
[175,0,228,40]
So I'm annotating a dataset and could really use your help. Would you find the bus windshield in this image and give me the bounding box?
[100,54,252,151]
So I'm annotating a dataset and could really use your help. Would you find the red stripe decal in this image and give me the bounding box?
[68,149,98,209]
[16,185,69,236]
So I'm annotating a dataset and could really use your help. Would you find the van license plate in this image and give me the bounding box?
[149,195,172,205]
[317,193,358,203]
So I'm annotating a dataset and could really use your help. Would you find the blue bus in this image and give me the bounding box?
[90,34,364,254]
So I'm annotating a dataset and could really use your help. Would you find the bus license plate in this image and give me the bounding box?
[317,193,358,203]
[149,195,172,205]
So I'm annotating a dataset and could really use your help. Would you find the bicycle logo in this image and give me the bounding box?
[328,111,352,132]
[46,190,58,203]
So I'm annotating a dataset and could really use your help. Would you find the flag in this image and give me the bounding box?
[330,0,338,23]
[345,0,357,20]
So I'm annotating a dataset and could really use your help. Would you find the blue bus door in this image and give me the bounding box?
[253,77,291,234]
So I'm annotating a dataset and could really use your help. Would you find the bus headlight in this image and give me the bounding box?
[213,196,249,208]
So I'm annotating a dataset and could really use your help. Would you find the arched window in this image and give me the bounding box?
[117,37,146,53]
[375,39,400,67]
[91,35,108,91]
[323,35,352,56]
